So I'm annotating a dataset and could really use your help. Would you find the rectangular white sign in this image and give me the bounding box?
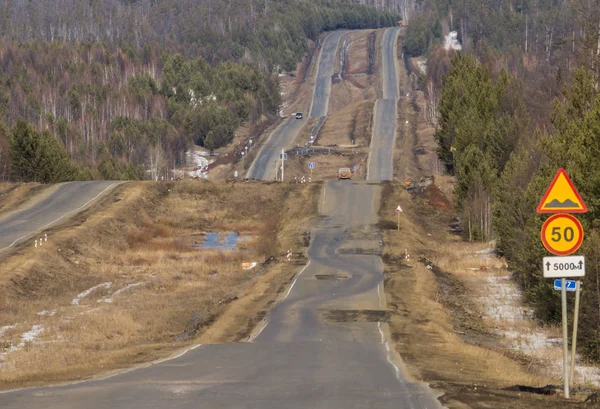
[543,256,585,278]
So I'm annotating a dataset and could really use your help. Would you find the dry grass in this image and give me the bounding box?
[379,182,552,388]
[317,100,374,147]
[0,180,319,388]
[0,183,49,217]
[328,30,381,115]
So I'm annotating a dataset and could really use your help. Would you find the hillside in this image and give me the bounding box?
[0,0,399,181]
[407,0,600,364]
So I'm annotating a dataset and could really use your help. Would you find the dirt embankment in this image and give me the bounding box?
[0,180,319,389]
[378,182,597,408]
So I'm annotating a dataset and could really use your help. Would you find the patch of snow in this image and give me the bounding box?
[19,325,43,345]
[98,282,146,303]
[71,282,112,305]
[475,248,494,255]
[478,271,600,385]
[0,325,17,338]
[36,310,56,317]
[416,60,427,75]
[242,262,258,271]
[186,150,215,180]
[444,31,462,51]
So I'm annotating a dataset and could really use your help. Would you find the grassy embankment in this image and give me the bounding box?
[0,180,319,388]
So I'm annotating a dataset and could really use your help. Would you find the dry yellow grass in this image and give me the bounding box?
[379,182,553,390]
[317,100,374,147]
[0,183,49,217]
[0,180,319,388]
[328,30,381,115]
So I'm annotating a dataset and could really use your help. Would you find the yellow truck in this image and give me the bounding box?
[337,167,352,180]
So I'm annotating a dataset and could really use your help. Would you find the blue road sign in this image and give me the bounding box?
[553,279,577,291]
[353,165,358,171]
[308,162,315,169]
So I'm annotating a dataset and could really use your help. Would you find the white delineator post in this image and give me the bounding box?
[281,148,285,182]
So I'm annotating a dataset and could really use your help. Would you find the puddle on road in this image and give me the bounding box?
[190,232,249,250]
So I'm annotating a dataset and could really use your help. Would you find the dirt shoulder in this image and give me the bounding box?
[0,180,320,389]
[379,182,596,408]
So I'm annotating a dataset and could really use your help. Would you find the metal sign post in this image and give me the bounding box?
[395,204,402,232]
[537,168,588,399]
[570,281,581,387]
[561,278,569,398]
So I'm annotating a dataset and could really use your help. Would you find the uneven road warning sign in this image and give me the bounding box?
[541,214,584,256]
[537,168,587,213]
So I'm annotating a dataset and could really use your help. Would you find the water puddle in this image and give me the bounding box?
[191,232,249,250]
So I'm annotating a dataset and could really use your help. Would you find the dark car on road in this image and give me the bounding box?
[295,112,303,119]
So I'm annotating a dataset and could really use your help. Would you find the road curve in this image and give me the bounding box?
[247,31,344,180]
[0,181,442,409]
[0,181,121,252]
[367,27,400,181]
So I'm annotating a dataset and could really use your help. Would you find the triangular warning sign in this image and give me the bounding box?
[537,168,588,213]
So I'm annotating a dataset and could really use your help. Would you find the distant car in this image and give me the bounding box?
[295,112,303,119]
[337,167,352,180]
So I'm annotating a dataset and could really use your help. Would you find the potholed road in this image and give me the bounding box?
[0,181,441,409]
[0,27,443,409]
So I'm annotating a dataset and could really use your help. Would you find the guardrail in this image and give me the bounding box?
[306,116,327,146]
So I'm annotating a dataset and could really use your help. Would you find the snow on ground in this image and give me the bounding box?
[0,325,17,338]
[71,282,112,305]
[444,31,462,51]
[37,310,56,317]
[98,282,146,303]
[478,268,600,386]
[186,150,215,179]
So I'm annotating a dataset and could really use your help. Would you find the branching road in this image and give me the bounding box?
[0,27,443,409]
[367,27,401,181]
[0,181,121,252]
[246,31,344,181]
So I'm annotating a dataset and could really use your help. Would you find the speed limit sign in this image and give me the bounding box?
[540,213,584,256]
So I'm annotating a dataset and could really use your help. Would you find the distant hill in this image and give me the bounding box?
[0,0,399,180]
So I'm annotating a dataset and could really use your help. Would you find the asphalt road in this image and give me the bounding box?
[367,27,400,181]
[0,181,120,251]
[310,31,345,118]
[0,27,444,408]
[0,181,441,409]
[246,31,344,180]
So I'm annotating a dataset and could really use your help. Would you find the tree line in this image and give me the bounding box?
[413,0,600,363]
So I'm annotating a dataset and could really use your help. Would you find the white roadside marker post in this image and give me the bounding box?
[281,148,285,182]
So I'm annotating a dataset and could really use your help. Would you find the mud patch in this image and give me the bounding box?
[314,274,350,280]
[337,248,381,255]
[322,309,390,322]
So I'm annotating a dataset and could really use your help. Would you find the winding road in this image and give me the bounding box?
[0,27,443,409]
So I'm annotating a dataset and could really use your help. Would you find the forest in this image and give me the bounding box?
[0,0,399,181]
[409,0,600,363]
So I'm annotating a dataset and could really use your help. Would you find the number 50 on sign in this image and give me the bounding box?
[541,214,584,256]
